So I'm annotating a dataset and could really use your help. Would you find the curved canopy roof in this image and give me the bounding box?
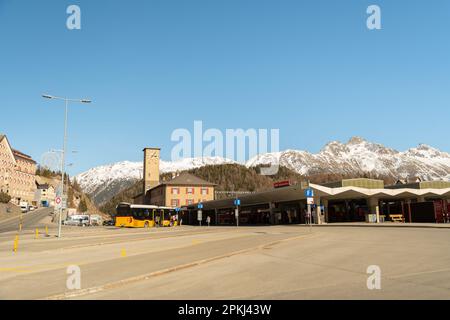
[184,183,450,210]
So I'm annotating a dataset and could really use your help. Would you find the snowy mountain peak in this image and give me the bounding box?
[406,144,447,159]
[347,136,367,145]
[321,140,348,155]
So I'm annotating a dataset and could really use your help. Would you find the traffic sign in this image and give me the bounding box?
[307,197,314,205]
[55,197,62,205]
[234,199,241,206]
[197,203,204,209]
[197,210,203,221]
[304,188,314,198]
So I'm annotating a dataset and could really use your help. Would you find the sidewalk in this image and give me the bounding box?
[316,222,450,229]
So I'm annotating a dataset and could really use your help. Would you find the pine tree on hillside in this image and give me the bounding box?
[78,199,88,213]
[72,178,81,192]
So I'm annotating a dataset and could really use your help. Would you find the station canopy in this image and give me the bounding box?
[184,182,450,211]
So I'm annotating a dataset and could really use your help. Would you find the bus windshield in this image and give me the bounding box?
[116,204,131,217]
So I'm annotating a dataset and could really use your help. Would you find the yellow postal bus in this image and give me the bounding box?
[115,203,178,228]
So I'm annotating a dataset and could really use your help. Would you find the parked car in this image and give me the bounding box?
[103,220,115,226]
[63,219,81,226]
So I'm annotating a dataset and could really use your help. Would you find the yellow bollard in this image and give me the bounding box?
[45,226,49,237]
[19,223,22,232]
[121,249,127,257]
[35,228,39,239]
[13,235,18,253]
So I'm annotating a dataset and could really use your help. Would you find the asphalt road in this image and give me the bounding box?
[1,225,449,300]
[0,207,53,234]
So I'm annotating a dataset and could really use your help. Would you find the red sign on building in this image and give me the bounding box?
[273,180,292,189]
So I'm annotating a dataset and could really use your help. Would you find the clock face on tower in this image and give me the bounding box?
[149,151,158,159]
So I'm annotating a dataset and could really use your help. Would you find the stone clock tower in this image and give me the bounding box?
[143,147,161,196]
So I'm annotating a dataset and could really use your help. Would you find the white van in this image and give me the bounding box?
[19,202,29,213]
[64,215,90,227]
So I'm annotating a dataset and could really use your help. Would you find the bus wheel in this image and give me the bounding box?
[144,222,149,228]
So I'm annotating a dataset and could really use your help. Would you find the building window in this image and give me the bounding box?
[186,187,194,194]
[171,199,179,207]
[186,199,194,205]
[171,188,180,195]
[201,187,209,195]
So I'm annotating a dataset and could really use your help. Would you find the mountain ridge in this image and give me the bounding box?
[76,137,450,206]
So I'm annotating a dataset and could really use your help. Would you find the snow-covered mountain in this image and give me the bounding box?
[76,137,450,206]
[247,137,450,179]
[75,157,236,205]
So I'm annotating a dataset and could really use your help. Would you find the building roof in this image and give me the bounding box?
[12,148,36,163]
[320,178,384,189]
[386,180,450,190]
[143,147,161,151]
[156,173,216,187]
[1,134,36,164]
[0,134,18,163]
[140,173,217,199]
[36,183,50,190]
[132,193,144,199]
[184,183,308,210]
[35,176,59,189]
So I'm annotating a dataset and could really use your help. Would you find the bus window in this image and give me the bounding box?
[136,208,146,220]
[132,209,140,220]
[117,205,131,217]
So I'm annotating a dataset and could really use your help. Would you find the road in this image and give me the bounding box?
[0,207,53,234]
[0,224,449,300]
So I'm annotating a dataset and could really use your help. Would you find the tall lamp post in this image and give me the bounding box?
[42,94,91,238]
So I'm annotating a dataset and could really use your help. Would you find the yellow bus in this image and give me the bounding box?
[115,203,178,228]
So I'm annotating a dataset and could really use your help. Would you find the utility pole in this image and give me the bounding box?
[42,94,91,238]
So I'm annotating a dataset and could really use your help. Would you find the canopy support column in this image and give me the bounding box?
[322,199,329,223]
[314,196,322,225]
[368,197,380,223]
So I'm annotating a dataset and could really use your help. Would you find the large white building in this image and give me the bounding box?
[0,134,37,205]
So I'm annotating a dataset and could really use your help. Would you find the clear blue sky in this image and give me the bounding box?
[1,0,449,176]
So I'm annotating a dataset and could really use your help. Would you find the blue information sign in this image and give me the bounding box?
[197,203,203,209]
[304,188,314,198]
[234,199,241,206]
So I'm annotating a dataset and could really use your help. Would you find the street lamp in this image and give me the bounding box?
[42,94,91,238]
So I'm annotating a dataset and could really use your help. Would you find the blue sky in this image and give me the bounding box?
[0,0,449,176]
